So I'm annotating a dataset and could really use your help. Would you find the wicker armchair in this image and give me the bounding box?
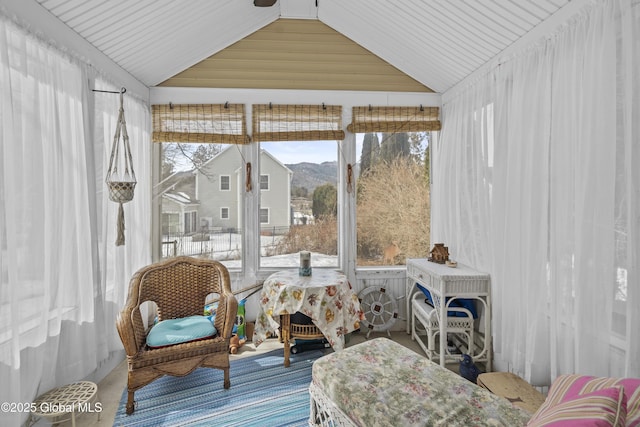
[116,256,238,414]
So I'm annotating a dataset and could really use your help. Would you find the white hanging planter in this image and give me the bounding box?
[105,88,137,246]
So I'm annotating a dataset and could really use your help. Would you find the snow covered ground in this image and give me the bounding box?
[164,232,338,269]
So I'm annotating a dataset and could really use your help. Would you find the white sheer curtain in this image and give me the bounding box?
[0,14,150,426]
[433,0,639,385]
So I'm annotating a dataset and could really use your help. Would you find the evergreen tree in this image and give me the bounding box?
[359,133,380,177]
[371,133,380,166]
[380,132,410,162]
[312,183,337,218]
[394,132,411,158]
[423,137,430,183]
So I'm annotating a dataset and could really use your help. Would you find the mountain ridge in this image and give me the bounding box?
[287,161,338,193]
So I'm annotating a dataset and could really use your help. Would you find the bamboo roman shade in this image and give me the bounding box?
[152,103,249,144]
[252,104,345,142]
[347,106,441,133]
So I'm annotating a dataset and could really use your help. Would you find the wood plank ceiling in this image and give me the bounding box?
[31,0,574,93]
[158,19,432,92]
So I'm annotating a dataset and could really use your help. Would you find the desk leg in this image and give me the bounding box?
[485,294,492,372]
[282,314,291,367]
[439,299,446,367]
[406,278,413,334]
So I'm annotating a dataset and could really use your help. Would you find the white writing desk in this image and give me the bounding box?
[406,258,492,370]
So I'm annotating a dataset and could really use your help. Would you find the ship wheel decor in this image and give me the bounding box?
[105,88,136,246]
[358,286,398,338]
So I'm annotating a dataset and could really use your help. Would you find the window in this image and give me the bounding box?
[349,106,437,266]
[253,104,342,269]
[157,142,244,268]
[153,102,436,273]
[260,174,269,190]
[259,208,270,224]
[220,175,230,191]
[355,132,431,266]
[162,212,180,234]
[257,140,339,269]
[184,211,197,233]
[154,103,251,269]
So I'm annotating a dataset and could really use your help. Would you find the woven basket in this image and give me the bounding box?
[290,323,324,339]
[108,181,136,203]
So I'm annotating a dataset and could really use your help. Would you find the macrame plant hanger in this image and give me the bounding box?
[104,87,136,246]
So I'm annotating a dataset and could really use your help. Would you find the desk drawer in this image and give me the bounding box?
[407,263,431,284]
[407,265,489,295]
[440,278,490,295]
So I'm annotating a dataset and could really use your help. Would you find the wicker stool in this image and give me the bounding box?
[477,372,546,414]
[31,381,99,427]
[280,313,324,367]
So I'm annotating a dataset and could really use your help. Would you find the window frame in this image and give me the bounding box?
[220,207,230,220]
[220,175,230,191]
[259,207,270,225]
[260,174,270,191]
[151,94,442,280]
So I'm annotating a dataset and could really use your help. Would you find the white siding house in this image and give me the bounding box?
[197,147,291,231]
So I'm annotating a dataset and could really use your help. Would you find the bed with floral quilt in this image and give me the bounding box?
[309,337,532,427]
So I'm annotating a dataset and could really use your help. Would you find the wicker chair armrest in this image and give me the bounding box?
[217,291,238,339]
[116,307,143,357]
[116,268,148,356]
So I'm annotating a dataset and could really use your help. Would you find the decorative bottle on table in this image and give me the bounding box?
[299,251,312,276]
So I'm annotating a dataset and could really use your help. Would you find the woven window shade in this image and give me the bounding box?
[347,106,441,133]
[252,104,345,142]
[152,104,249,144]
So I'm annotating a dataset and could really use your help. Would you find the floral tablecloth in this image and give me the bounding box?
[252,269,363,350]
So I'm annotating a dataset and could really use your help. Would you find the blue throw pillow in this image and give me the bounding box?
[416,284,478,319]
[146,315,217,348]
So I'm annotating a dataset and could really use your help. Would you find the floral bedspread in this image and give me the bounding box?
[311,337,532,427]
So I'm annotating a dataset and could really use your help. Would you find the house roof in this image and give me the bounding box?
[21,0,576,94]
[157,170,198,206]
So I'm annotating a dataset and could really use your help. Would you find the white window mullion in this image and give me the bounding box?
[339,132,356,280]
[243,139,260,278]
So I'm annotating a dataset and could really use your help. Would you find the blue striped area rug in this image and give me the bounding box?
[113,348,326,427]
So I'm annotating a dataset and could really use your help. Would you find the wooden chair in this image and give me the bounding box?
[116,256,238,414]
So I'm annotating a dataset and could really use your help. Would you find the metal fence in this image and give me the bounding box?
[162,226,291,259]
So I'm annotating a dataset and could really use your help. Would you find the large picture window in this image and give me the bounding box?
[355,132,431,266]
[153,103,249,269]
[349,106,439,266]
[157,141,244,267]
[259,140,339,269]
[252,104,343,269]
[153,102,437,273]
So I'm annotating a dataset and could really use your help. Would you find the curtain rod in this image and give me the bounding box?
[92,87,127,94]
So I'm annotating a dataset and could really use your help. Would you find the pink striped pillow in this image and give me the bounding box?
[527,386,625,426]
[530,374,640,426]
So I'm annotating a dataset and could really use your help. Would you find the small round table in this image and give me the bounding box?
[31,381,99,427]
[253,269,363,367]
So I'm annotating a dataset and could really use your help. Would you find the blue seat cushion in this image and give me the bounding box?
[417,284,478,319]
[146,315,217,348]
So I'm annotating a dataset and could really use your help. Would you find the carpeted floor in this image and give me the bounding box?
[112,348,325,427]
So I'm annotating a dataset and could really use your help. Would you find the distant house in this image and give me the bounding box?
[160,171,199,235]
[161,147,292,234]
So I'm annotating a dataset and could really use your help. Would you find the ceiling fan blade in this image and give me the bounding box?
[254,0,277,6]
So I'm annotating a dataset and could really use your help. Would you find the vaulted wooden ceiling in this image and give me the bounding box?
[22,0,576,94]
[158,19,432,92]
